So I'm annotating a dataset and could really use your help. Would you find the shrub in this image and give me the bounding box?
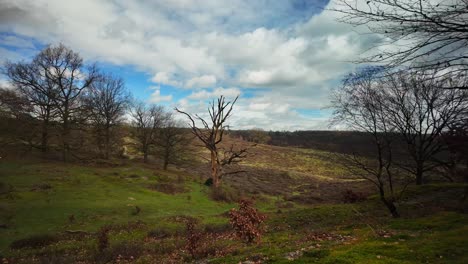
[204,178,213,186]
[229,199,266,244]
[10,234,58,249]
[342,189,367,203]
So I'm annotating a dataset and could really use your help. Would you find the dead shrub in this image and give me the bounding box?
[229,199,266,244]
[342,189,367,203]
[185,219,203,259]
[10,234,58,249]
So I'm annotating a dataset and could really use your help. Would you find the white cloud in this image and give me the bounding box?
[151,72,181,87]
[0,0,383,130]
[185,75,217,88]
[188,87,241,100]
[148,86,172,103]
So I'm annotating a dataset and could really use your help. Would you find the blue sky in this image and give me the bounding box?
[0,0,378,130]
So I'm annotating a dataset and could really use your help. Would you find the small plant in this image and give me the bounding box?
[229,199,266,244]
[97,225,110,252]
[342,189,367,203]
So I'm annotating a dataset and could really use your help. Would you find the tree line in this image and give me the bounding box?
[0,43,187,169]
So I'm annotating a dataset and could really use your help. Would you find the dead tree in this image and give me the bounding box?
[332,0,468,88]
[130,102,164,163]
[332,67,406,218]
[86,73,129,159]
[176,95,248,188]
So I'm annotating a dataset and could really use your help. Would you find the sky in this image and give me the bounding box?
[0,0,381,131]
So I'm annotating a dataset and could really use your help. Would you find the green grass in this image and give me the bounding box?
[0,160,234,252]
[1,158,467,263]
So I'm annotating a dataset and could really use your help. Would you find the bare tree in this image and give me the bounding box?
[39,44,99,161]
[176,95,248,188]
[154,112,190,170]
[86,73,130,159]
[332,67,404,217]
[130,102,164,163]
[332,0,468,87]
[382,70,468,184]
[4,54,60,152]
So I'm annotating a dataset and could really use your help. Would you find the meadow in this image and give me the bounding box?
[1,138,467,263]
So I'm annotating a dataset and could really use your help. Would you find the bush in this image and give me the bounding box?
[10,234,58,249]
[229,199,266,244]
[342,189,367,203]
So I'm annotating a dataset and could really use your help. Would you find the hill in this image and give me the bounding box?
[1,139,467,263]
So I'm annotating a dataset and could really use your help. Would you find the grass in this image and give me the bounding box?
[0,143,467,263]
[0,160,234,252]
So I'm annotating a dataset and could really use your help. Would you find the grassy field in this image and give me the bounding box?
[0,141,467,263]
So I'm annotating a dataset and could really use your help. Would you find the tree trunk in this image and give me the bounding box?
[379,187,400,218]
[415,164,424,185]
[62,118,70,162]
[143,147,148,163]
[41,123,48,153]
[163,148,170,170]
[105,125,110,159]
[41,109,50,153]
[211,150,219,188]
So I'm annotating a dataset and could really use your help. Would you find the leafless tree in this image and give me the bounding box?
[4,55,60,152]
[332,0,468,87]
[154,112,190,170]
[86,73,130,159]
[130,102,165,163]
[332,67,404,217]
[176,95,248,188]
[382,70,468,184]
[39,44,99,161]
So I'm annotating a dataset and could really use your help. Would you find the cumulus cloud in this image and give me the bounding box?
[187,87,241,100]
[0,0,382,130]
[148,86,173,103]
[185,75,217,88]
